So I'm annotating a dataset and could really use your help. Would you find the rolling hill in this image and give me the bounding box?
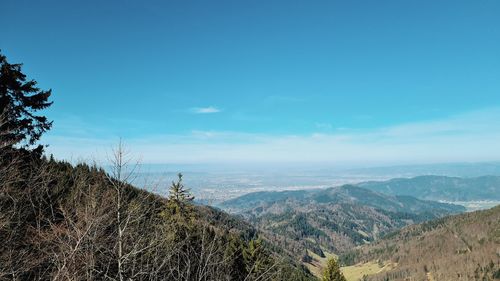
[218,185,464,260]
[220,185,464,215]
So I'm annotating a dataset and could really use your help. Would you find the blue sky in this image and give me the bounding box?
[2,0,500,165]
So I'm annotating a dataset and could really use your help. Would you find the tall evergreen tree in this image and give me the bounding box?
[322,257,347,281]
[0,51,52,150]
[167,173,194,218]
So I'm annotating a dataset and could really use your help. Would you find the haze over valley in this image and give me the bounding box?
[131,163,500,210]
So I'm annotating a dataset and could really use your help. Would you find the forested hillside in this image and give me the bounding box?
[0,148,315,280]
[341,205,500,281]
[219,185,464,262]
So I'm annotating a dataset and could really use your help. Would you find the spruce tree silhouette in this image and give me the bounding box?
[0,51,52,151]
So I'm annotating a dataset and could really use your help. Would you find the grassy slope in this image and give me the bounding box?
[303,249,396,281]
[341,261,396,281]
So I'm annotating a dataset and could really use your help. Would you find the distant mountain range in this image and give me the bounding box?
[341,162,500,178]
[358,175,500,201]
[219,184,464,215]
[218,185,464,258]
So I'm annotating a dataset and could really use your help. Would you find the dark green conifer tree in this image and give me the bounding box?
[0,52,52,150]
[167,173,194,219]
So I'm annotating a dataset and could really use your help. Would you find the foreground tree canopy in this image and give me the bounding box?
[0,51,52,150]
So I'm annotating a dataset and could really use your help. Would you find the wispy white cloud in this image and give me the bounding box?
[315,122,333,130]
[44,107,500,166]
[190,106,221,114]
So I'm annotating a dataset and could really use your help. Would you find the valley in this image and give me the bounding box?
[217,177,500,280]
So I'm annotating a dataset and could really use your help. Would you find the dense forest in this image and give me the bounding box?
[219,185,464,260]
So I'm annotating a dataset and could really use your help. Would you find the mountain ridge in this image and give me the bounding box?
[219,184,464,215]
[218,184,464,263]
[358,175,500,201]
